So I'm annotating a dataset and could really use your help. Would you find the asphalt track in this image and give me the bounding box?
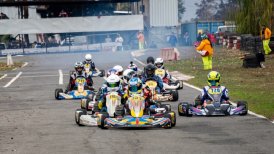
[0,50,274,154]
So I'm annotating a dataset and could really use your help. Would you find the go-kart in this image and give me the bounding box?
[144,80,178,102]
[55,77,93,100]
[75,91,124,126]
[155,68,183,90]
[178,87,248,116]
[97,94,176,129]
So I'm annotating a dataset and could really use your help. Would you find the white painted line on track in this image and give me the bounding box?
[3,72,22,88]
[21,62,28,68]
[132,50,274,124]
[0,74,7,80]
[59,69,63,85]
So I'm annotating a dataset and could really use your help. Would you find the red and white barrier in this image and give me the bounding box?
[160,48,180,61]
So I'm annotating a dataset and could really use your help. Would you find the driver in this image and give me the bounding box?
[197,71,229,107]
[67,62,93,91]
[83,54,96,72]
[141,64,164,93]
[96,74,125,111]
[154,57,171,80]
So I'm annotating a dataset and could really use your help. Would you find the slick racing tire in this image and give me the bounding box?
[175,80,183,90]
[171,90,179,101]
[99,70,105,77]
[75,109,87,126]
[55,88,63,100]
[169,111,176,127]
[237,101,248,116]
[98,114,108,129]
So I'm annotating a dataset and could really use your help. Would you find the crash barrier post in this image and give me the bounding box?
[160,48,180,61]
[7,53,14,67]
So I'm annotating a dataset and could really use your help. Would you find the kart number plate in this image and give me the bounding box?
[110,95,118,101]
[208,88,221,94]
[76,78,86,84]
[146,81,157,88]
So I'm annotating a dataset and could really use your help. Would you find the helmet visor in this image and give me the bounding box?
[156,63,162,68]
[208,80,218,86]
[107,82,119,88]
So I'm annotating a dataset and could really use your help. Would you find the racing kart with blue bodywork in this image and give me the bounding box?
[178,87,248,116]
[55,77,94,100]
[97,94,176,129]
[155,68,183,90]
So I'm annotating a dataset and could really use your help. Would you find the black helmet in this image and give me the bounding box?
[145,64,156,77]
[146,56,155,64]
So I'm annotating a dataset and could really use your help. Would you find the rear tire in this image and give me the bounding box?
[237,101,248,116]
[98,114,108,129]
[99,70,105,77]
[169,111,176,127]
[175,80,183,90]
[55,88,63,100]
[171,90,179,101]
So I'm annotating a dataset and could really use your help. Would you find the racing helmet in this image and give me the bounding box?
[106,74,121,91]
[113,65,123,76]
[85,54,92,62]
[201,33,208,40]
[74,62,84,74]
[146,56,155,64]
[207,71,221,86]
[145,64,156,78]
[128,61,138,72]
[123,69,136,84]
[155,57,164,69]
[107,68,118,77]
[128,77,142,95]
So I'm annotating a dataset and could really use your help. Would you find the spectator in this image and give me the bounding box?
[261,25,272,55]
[168,32,177,47]
[59,9,68,17]
[105,35,112,43]
[115,34,124,51]
[137,31,145,50]
[183,32,190,46]
[197,32,202,42]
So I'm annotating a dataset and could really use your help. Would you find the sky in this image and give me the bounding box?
[182,0,200,22]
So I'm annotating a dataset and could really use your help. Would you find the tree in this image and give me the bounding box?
[178,0,186,23]
[235,0,272,35]
[195,0,218,20]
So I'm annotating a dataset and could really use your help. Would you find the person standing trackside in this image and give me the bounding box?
[261,25,272,55]
[195,33,214,70]
[137,31,145,50]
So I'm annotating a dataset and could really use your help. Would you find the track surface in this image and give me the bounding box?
[0,50,274,154]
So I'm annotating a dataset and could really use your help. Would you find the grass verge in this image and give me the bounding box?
[166,48,274,120]
[0,62,24,76]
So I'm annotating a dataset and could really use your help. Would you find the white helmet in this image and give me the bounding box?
[106,74,121,91]
[85,54,92,62]
[113,65,123,76]
[123,69,136,84]
[155,57,164,69]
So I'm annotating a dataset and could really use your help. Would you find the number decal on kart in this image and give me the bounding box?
[110,94,118,101]
[76,78,86,84]
[155,69,165,78]
[208,88,221,94]
[145,81,157,88]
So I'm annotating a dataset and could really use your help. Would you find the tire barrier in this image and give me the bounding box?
[160,48,180,61]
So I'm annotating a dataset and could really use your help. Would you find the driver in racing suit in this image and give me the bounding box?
[154,57,172,80]
[66,62,93,92]
[83,54,96,72]
[196,71,229,108]
[141,64,164,92]
[95,74,126,112]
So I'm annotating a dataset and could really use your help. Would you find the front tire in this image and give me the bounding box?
[75,109,87,126]
[55,88,63,100]
[171,90,179,101]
